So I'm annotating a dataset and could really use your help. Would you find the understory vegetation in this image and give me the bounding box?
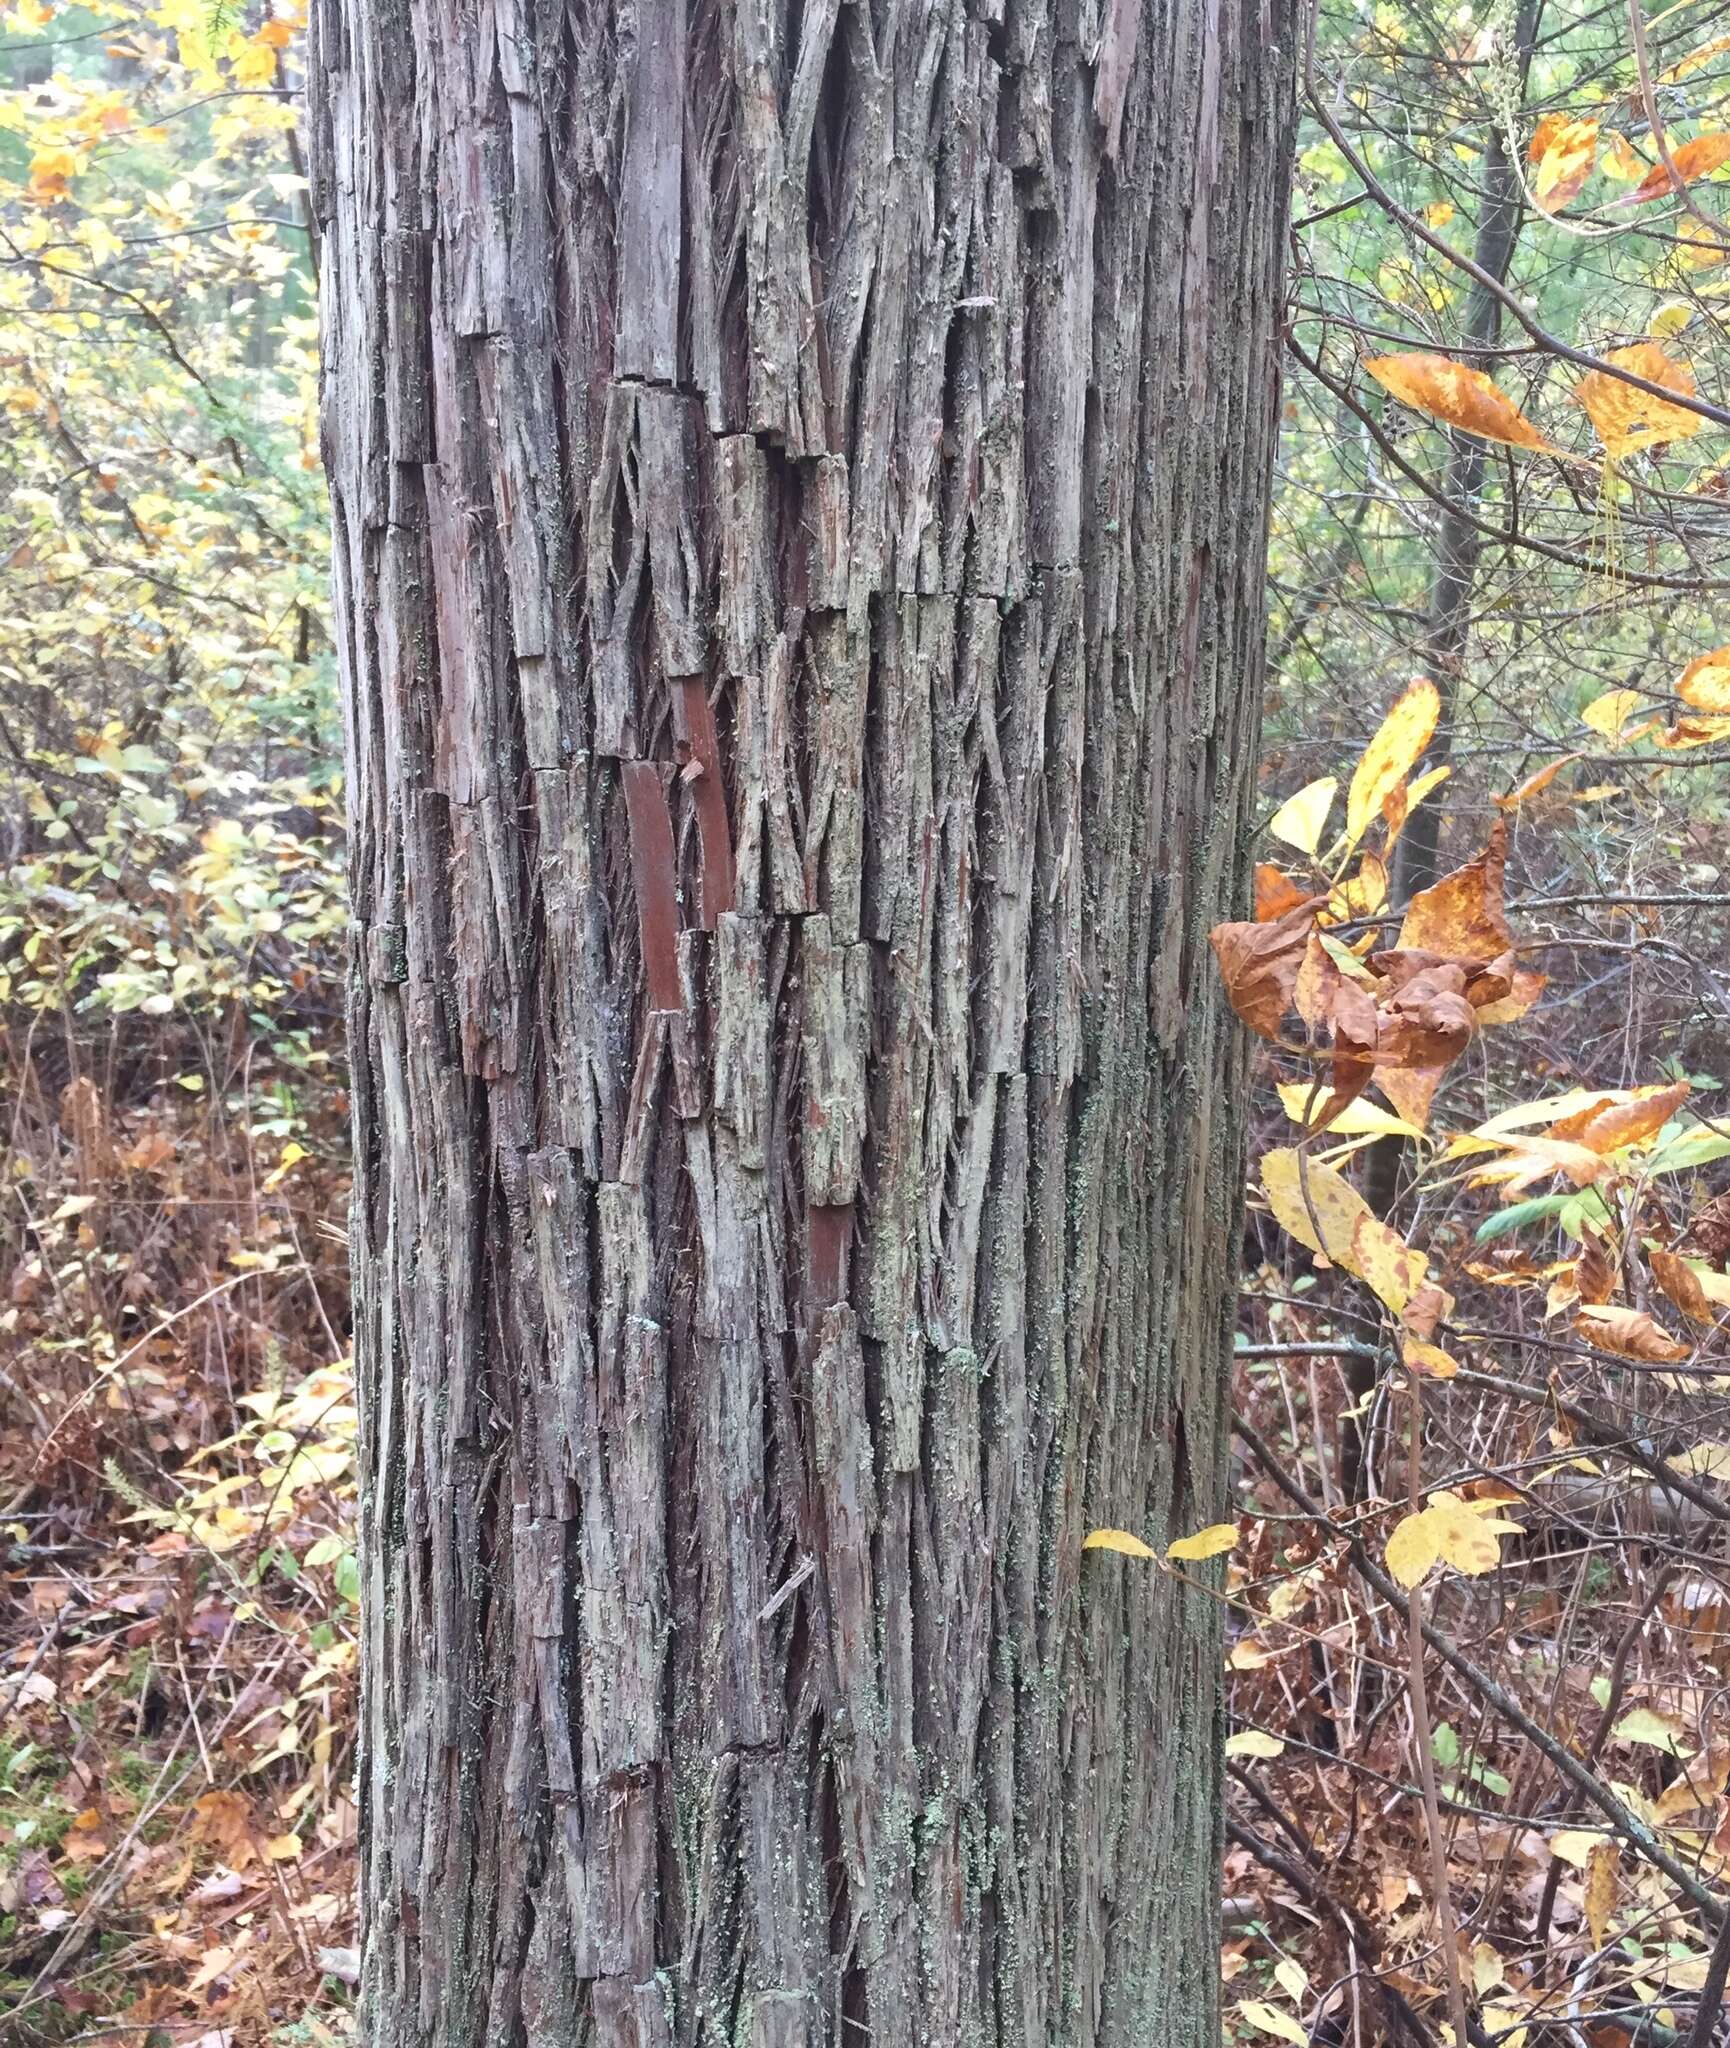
[4,0,1730,2044]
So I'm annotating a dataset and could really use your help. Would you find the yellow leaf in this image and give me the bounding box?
[1584,1839,1619,1949]
[230,31,282,86]
[1677,646,1730,713]
[265,1831,303,1862]
[1347,1212,1430,1314]
[1386,1510,1441,1588]
[1579,687,1647,739]
[1402,1336,1459,1379]
[1366,352,1554,452]
[1551,1829,1601,1869]
[1082,1527,1155,1560]
[1260,1149,1429,1312]
[1663,32,1730,82]
[1425,200,1455,227]
[1273,1959,1309,2003]
[1602,134,1645,181]
[1167,1522,1238,1562]
[1267,775,1337,856]
[1472,1943,1506,1997]
[1575,344,1703,458]
[1238,2001,1308,2046]
[1275,1083,1422,1140]
[1650,300,1696,339]
[1345,678,1440,850]
[1226,1729,1286,1761]
[1428,1491,1505,1575]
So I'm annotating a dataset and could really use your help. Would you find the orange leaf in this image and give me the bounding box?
[1630,130,1730,202]
[1395,818,1513,964]
[1365,353,1554,452]
[1677,647,1730,713]
[1573,1303,1691,1362]
[1575,343,1703,457]
[1254,863,1312,922]
[1529,114,1599,211]
[1374,1059,1447,1133]
[1496,753,1579,808]
[1551,1079,1689,1155]
[1654,714,1730,749]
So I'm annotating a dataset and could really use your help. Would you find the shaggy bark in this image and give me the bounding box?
[310,0,1294,2041]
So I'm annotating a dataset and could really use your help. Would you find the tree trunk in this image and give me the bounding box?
[309,0,1294,2040]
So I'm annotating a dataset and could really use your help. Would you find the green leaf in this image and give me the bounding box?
[1474,1194,1571,1244]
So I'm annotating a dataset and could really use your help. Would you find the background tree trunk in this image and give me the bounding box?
[310,0,1293,2039]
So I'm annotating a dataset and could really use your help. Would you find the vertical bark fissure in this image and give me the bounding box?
[313,0,1294,2041]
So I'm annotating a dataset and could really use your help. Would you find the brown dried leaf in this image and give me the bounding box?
[1651,1249,1715,1323]
[1209,903,1314,1039]
[1584,1839,1619,1951]
[1680,1193,1730,1270]
[1573,1302,1691,1363]
[1575,1226,1618,1306]
[1375,962,1478,1071]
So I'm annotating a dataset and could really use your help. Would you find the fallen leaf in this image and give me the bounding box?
[1238,1999,1308,2045]
[1613,1706,1694,1755]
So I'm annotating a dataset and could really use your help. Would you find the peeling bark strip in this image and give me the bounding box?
[313,0,1295,2040]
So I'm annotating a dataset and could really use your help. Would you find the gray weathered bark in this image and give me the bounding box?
[309,1,1294,2041]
